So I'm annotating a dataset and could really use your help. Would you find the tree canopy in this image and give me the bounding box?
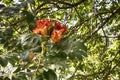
[0,0,120,80]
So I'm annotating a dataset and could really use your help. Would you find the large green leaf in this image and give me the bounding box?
[73,40,87,51]
[43,69,57,80]
[24,11,35,23]
[0,4,5,9]
[0,57,8,67]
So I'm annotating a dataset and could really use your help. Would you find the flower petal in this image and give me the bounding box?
[55,22,62,30]
[33,27,41,34]
[36,20,44,28]
[39,26,48,36]
[60,26,67,34]
[51,30,62,42]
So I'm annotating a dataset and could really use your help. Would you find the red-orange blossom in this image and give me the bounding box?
[33,19,67,42]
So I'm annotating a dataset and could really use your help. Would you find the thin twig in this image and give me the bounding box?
[58,0,86,7]
[83,7,120,43]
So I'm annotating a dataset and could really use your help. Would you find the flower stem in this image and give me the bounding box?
[35,41,47,77]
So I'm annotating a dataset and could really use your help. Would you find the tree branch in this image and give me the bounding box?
[102,50,120,79]
[35,2,46,11]
[83,7,120,43]
[51,0,86,9]
[58,0,86,7]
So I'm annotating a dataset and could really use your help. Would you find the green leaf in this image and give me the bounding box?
[20,33,32,45]
[0,4,5,9]
[14,67,21,73]
[25,11,34,23]
[51,38,69,52]
[68,51,87,60]
[73,41,87,51]
[57,51,67,59]
[74,50,87,60]
[35,74,44,80]
[18,0,24,2]
[20,51,29,61]
[43,0,51,3]
[6,57,16,65]
[0,57,8,67]
[44,69,57,80]
[49,51,67,59]
[3,0,13,4]
[21,1,27,8]
[27,0,35,5]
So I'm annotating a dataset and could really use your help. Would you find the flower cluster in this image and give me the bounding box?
[33,19,67,42]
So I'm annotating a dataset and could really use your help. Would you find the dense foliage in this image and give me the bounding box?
[0,0,120,80]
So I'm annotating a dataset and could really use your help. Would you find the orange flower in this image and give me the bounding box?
[33,27,41,34]
[51,22,67,42]
[33,19,67,42]
[51,30,62,42]
[39,26,48,36]
[36,20,44,28]
[33,19,55,36]
[55,22,67,34]
[32,26,48,36]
